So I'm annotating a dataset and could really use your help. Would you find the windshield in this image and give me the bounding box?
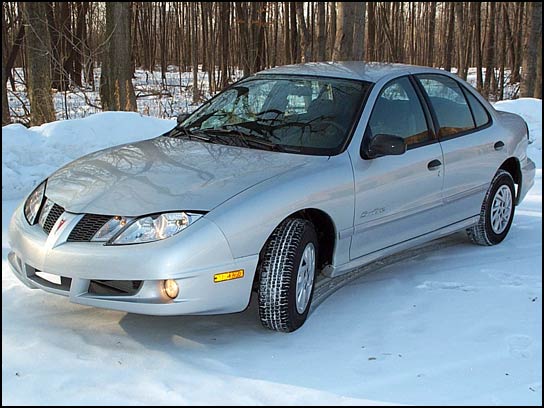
[178,75,371,155]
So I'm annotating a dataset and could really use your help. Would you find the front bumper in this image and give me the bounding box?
[7,204,258,315]
[518,157,536,204]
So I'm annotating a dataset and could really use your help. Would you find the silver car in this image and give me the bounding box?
[8,62,536,332]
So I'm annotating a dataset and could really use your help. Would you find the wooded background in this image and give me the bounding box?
[2,2,542,126]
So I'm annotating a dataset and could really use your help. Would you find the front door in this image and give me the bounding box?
[350,76,445,260]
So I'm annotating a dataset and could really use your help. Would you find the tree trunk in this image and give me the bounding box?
[100,2,137,111]
[59,2,73,90]
[72,2,87,87]
[454,2,467,80]
[159,1,167,84]
[333,2,356,61]
[236,2,250,75]
[511,3,524,84]
[22,2,56,125]
[191,2,199,102]
[1,60,8,125]
[352,2,366,61]
[366,2,375,61]
[520,2,542,97]
[426,2,436,67]
[284,2,292,64]
[483,2,496,98]
[444,2,455,71]
[328,2,337,59]
[289,2,298,63]
[2,5,10,125]
[219,2,230,88]
[316,2,326,61]
[535,36,542,99]
[2,7,25,125]
[472,2,483,91]
[295,2,311,62]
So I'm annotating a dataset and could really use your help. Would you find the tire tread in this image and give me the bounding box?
[258,218,310,332]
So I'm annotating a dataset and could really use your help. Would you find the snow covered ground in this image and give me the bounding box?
[2,99,542,405]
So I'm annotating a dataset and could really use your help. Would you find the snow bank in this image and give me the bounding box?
[2,112,174,200]
[494,98,542,167]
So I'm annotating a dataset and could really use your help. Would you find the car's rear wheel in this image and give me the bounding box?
[467,170,515,246]
[258,218,318,332]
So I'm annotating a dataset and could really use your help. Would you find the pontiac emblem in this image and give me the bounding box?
[55,218,67,233]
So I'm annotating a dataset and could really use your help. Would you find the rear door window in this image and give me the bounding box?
[416,74,476,138]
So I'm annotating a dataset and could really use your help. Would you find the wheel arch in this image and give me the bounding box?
[499,157,522,204]
[253,208,337,289]
[289,208,336,270]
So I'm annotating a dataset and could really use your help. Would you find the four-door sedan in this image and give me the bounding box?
[8,62,535,332]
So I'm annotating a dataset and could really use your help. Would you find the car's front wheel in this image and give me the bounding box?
[258,218,318,332]
[467,169,516,246]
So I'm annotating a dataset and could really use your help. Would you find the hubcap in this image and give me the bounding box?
[295,242,316,314]
[490,185,512,234]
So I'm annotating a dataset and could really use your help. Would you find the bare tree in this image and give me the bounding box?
[295,2,311,62]
[444,2,455,71]
[316,2,326,61]
[332,2,356,61]
[100,2,137,111]
[366,2,376,61]
[471,2,483,91]
[5,1,541,126]
[2,5,12,125]
[352,2,366,61]
[483,2,496,98]
[22,2,56,125]
[521,1,542,97]
[535,36,542,99]
[191,2,199,102]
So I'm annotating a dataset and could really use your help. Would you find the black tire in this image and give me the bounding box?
[258,218,318,332]
[467,170,516,246]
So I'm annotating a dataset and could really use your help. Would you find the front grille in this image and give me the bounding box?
[41,202,65,234]
[67,214,111,242]
[88,280,143,296]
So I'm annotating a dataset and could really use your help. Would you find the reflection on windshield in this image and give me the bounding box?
[177,75,371,155]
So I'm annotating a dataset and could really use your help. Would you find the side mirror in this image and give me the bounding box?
[177,113,190,124]
[364,134,406,158]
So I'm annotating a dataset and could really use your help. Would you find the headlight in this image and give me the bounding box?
[92,216,133,242]
[109,212,202,245]
[24,181,46,225]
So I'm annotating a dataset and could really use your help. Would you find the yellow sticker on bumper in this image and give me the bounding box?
[214,270,244,283]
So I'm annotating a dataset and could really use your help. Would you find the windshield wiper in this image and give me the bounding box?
[168,126,220,144]
[205,128,287,152]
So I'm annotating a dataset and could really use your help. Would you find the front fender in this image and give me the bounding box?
[206,153,355,266]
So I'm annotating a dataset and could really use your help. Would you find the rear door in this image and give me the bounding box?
[350,76,444,260]
[414,74,503,224]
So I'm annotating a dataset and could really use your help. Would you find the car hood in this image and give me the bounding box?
[45,136,315,215]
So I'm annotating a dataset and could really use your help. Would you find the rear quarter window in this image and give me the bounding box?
[464,89,491,128]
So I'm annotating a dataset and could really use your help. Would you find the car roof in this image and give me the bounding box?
[257,61,444,83]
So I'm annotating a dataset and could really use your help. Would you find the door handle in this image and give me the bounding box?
[427,159,442,171]
[494,141,505,151]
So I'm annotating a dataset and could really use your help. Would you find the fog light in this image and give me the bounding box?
[163,279,179,299]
